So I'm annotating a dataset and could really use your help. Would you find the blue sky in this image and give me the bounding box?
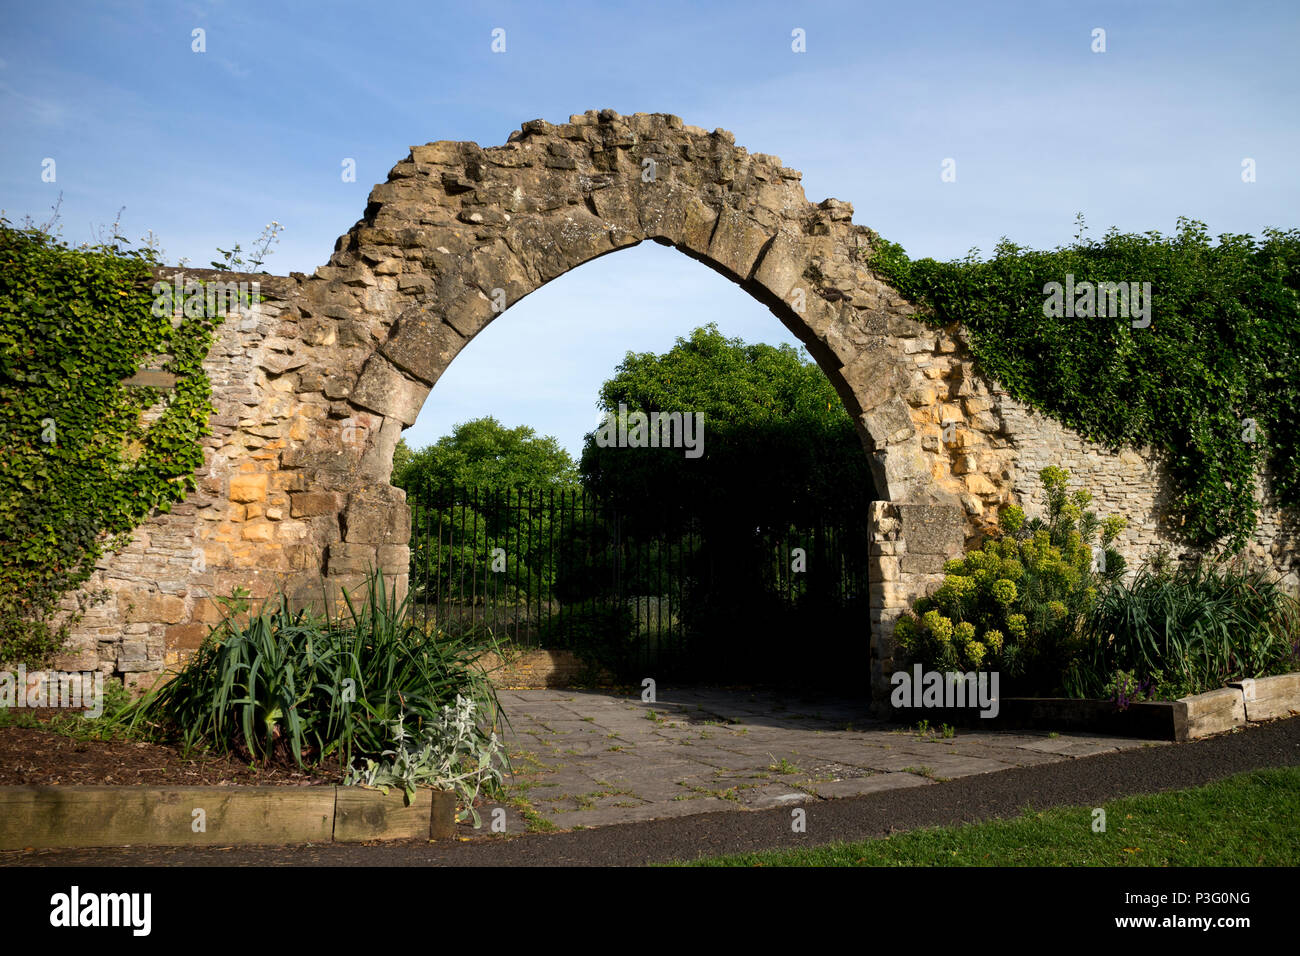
[4,0,1298,458]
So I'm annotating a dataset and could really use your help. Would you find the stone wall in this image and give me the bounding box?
[48,110,1297,701]
[997,387,1298,592]
[57,273,310,687]
[480,649,601,689]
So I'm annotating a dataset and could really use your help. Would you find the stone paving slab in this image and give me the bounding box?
[487,688,1164,835]
[742,785,815,809]
[544,796,737,829]
[1016,735,1163,757]
[922,741,1069,767]
[805,773,935,799]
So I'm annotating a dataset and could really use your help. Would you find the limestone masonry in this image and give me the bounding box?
[57,110,1297,701]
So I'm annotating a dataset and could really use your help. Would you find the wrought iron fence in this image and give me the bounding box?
[408,482,871,684]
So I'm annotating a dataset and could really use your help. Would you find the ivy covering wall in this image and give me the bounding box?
[0,222,221,665]
[866,218,1300,552]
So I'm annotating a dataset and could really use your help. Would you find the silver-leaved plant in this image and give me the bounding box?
[344,694,506,827]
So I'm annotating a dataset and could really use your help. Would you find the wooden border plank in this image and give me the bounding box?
[0,786,335,850]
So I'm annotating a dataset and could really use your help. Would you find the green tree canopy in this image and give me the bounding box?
[393,417,578,495]
[579,323,876,525]
[393,418,579,612]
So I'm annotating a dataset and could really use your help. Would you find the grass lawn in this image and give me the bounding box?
[681,766,1300,866]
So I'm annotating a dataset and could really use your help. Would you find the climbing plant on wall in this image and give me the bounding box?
[0,220,222,665]
[866,217,1300,553]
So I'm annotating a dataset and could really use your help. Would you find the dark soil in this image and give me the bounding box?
[0,720,342,787]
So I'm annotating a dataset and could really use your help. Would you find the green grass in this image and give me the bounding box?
[767,756,802,775]
[503,780,557,832]
[679,766,1300,866]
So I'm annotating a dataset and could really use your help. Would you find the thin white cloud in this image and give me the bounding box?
[0,82,65,126]
[217,57,250,79]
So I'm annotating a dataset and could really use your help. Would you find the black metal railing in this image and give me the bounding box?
[408,482,871,684]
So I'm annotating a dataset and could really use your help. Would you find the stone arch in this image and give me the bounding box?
[321,112,948,499]
[282,109,1005,698]
[65,111,1067,699]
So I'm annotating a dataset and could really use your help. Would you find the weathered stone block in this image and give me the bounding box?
[342,488,411,546]
[121,592,186,625]
[411,141,465,166]
[378,544,411,572]
[872,556,900,581]
[350,354,431,426]
[290,492,340,518]
[706,209,772,281]
[165,623,208,651]
[900,553,948,575]
[327,543,378,576]
[873,445,932,501]
[863,396,915,447]
[678,198,719,255]
[894,503,967,557]
[379,308,463,385]
[841,349,907,413]
[589,186,642,237]
[964,474,997,496]
[751,231,806,303]
[229,473,268,503]
[241,520,275,542]
[122,369,177,389]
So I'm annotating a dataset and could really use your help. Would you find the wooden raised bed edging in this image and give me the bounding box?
[888,671,1300,742]
[1231,673,1300,723]
[0,785,457,851]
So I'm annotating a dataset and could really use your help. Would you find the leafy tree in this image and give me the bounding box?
[394,418,578,613]
[579,323,876,525]
[393,417,578,496]
[392,435,414,481]
[578,324,876,685]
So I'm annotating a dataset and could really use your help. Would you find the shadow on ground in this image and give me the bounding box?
[487,687,1166,832]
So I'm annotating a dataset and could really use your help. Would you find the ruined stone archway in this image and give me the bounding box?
[84,110,1300,702]
[293,110,999,696]
[321,111,971,501]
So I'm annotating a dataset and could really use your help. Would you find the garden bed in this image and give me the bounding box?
[0,721,341,787]
[0,712,460,849]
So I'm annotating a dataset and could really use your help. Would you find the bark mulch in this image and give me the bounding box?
[0,718,341,787]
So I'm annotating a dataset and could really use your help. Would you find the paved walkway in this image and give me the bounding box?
[487,687,1166,832]
[8,717,1295,867]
